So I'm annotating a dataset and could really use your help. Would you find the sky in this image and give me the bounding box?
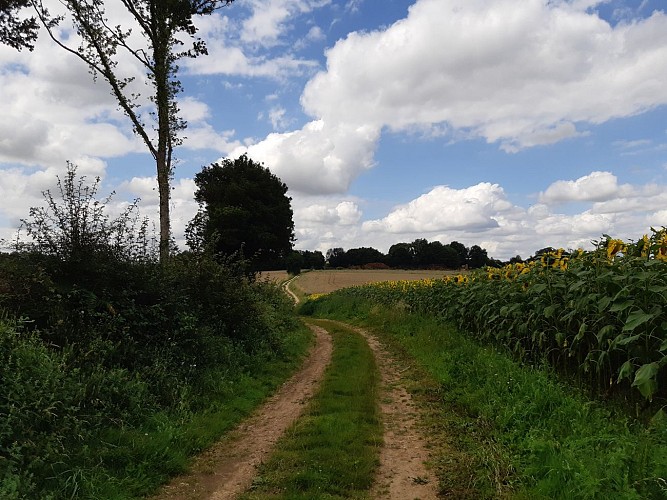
[1,0,667,261]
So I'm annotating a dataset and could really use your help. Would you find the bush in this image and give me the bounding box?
[0,165,302,497]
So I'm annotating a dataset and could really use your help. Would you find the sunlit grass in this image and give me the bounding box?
[304,295,667,499]
[241,319,382,499]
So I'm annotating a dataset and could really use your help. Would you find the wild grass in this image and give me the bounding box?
[0,317,313,499]
[241,319,382,499]
[302,294,667,499]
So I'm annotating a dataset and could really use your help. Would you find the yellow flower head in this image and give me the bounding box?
[606,239,626,260]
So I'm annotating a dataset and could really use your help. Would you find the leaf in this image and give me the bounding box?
[616,334,641,346]
[632,362,659,401]
[596,325,615,345]
[617,360,634,383]
[610,300,633,313]
[543,304,558,318]
[597,295,612,312]
[623,310,655,332]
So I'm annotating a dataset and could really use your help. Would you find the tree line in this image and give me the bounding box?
[285,239,499,274]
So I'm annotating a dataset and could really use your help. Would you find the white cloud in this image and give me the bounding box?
[312,0,667,139]
[240,0,331,47]
[181,125,242,153]
[240,0,667,196]
[363,183,510,233]
[306,25,325,42]
[268,106,290,130]
[228,120,380,194]
[539,171,621,204]
[185,42,317,78]
[289,172,667,260]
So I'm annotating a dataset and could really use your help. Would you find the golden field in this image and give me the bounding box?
[287,269,460,295]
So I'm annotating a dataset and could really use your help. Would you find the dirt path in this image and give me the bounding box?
[153,319,439,499]
[153,324,333,500]
[281,275,299,304]
[348,323,439,500]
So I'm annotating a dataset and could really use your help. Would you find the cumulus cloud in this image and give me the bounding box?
[303,0,667,142]
[241,0,331,47]
[288,172,666,260]
[539,171,621,204]
[238,0,667,196]
[363,183,511,233]
[228,120,380,194]
[311,0,667,131]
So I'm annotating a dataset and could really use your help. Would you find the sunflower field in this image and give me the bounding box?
[317,228,667,402]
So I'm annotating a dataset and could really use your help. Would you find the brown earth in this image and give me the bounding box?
[347,322,440,500]
[152,324,333,500]
[153,299,440,499]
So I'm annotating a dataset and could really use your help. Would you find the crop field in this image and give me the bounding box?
[290,269,460,295]
[311,231,667,403]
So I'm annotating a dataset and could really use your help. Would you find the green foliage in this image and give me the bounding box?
[285,251,303,275]
[305,296,667,499]
[187,154,295,271]
[0,167,308,498]
[315,232,667,403]
[16,162,155,265]
[0,0,39,51]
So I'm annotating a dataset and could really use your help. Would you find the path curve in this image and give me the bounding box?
[281,275,300,304]
[153,323,332,500]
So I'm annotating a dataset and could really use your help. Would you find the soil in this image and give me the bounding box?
[152,324,333,500]
[154,320,439,499]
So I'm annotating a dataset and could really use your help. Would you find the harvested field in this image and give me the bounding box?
[257,270,289,283]
[292,269,460,295]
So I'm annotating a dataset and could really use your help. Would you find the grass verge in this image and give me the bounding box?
[241,319,382,499]
[301,295,667,499]
[79,323,314,499]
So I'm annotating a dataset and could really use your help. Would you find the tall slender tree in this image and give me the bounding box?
[29,0,235,262]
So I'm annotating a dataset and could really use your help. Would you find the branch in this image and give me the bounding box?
[30,0,158,159]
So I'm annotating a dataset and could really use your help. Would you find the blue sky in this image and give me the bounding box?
[1,0,667,260]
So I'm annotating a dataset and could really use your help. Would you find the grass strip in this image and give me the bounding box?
[76,324,314,499]
[241,319,382,499]
[303,295,667,499]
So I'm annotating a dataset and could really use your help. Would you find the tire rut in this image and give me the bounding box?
[153,324,333,500]
[345,322,440,500]
[153,319,439,499]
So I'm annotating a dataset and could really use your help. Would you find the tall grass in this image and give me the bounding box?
[302,293,667,499]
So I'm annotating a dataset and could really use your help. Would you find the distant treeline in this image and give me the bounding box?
[287,238,503,273]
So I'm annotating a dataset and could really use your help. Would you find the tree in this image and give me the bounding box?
[468,244,489,269]
[299,250,325,270]
[449,241,468,268]
[29,0,235,262]
[285,251,302,276]
[187,154,295,272]
[326,247,347,268]
[425,241,459,268]
[1,0,38,50]
[345,246,385,267]
[387,242,414,268]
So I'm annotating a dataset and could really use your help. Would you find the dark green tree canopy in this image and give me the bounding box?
[468,244,489,269]
[188,154,295,271]
[0,0,38,51]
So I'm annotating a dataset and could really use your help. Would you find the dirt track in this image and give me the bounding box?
[154,318,439,499]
